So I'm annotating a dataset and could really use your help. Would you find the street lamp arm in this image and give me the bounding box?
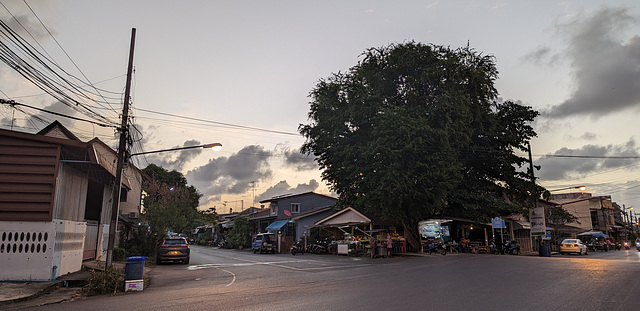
[130,143,222,157]
[546,185,587,192]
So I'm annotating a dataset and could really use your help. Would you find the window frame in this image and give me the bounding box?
[290,203,301,214]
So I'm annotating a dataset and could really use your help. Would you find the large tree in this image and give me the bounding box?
[141,165,214,241]
[300,42,539,249]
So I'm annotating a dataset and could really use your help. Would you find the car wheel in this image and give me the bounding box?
[585,249,588,255]
[184,257,190,264]
[253,248,258,254]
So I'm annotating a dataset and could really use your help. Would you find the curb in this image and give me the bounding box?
[0,281,61,306]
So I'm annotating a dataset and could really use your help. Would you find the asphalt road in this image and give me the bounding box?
[18,246,640,311]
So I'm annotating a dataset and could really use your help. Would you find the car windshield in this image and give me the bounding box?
[164,239,187,245]
[562,239,578,244]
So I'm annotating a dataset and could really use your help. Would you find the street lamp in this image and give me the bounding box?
[129,142,222,157]
[105,142,222,267]
[547,185,587,192]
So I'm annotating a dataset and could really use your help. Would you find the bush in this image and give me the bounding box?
[120,227,158,258]
[113,247,127,262]
[86,266,125,296]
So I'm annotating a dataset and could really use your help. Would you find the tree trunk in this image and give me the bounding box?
[403,221,421,251]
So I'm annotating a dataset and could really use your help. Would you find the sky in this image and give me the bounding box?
[1,1,639,215]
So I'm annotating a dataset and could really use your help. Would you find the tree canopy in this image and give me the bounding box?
[141,165,215,240]
[299,42,539,248]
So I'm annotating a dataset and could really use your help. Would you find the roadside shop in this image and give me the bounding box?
[311,207,406,257]
[419,217,492,253]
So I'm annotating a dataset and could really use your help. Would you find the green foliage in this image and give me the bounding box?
[300,42,539,248]
[86,266,125,296]
[224,215,252,249]
[141,165,213,244]
[546,206,579,242]
[120,227,157,258]
[143,164,189,188]
[113,247,127,262]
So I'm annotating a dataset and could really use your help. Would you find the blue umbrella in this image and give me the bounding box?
[577,231,609,238]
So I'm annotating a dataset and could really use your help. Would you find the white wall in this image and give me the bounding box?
[0,220,85,281]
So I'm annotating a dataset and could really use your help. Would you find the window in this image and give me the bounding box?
[590,210,598,228]
[120,187,128,202]
[291,203,300,214]
[270,203,278,216]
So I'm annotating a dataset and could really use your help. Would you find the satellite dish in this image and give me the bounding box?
[284,210,292,217]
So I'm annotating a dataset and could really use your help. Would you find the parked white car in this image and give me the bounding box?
[560,239,588,255]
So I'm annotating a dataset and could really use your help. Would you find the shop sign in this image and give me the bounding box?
[491,217,505,229]
[530,206,546,235]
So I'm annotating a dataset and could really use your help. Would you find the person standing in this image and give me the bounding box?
[386,234,392,258]
[370,235,377,259]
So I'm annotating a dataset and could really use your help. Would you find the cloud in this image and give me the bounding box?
[426,2,439,9]
[562,131,598,142]
[186,145,273,203]
[256,179,320,202]
[580,132,597,141]
[536,138,640,181]
[144,139,204,171]
[541,7,640,119]
[282,147,318,171]
[1,13,50,40]
[523,46,561,66]
[23,101,77,131]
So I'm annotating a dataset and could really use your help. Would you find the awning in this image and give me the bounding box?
[266,220,289,231]
[512,220,530,230]
[315,207,371,227]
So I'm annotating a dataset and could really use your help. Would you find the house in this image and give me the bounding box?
[548,193,615,237]
[0,122,142,280]
[253,192,337,251]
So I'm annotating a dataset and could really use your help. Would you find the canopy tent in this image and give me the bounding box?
[577,231,609,238]
[265,220,289,231]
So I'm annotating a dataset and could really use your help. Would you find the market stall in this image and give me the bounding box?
[312,207,405,257]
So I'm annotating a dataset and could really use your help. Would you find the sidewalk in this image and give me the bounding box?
[0,260,125,308]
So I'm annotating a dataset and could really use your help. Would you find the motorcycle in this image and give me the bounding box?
[426,240,447,256]
[503,240,520,255]
[489,239,503,255]
[624,241,630,250]
[306,240,328,254]
[291,240,304,255]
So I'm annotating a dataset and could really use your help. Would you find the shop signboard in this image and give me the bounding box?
[530,206,546,235]
[491,217,505,229]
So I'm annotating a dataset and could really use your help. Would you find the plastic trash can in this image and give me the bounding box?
[539,245,551,257]
[125,256,148,280]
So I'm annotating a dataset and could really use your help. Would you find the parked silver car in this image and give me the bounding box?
[157,237,190,264]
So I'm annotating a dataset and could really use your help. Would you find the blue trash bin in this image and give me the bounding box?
[125,256,147,280]
[539,245,551,257]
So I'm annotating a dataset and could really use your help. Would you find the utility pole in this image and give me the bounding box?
[106,28,136,268]
[527,142,543,253]
[623,205,628,242]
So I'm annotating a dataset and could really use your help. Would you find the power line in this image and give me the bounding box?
[134,107,299,136]
[1,99,115,128]
[22,0,119,115]
[535,154,640,159]
[0,13,118,125]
